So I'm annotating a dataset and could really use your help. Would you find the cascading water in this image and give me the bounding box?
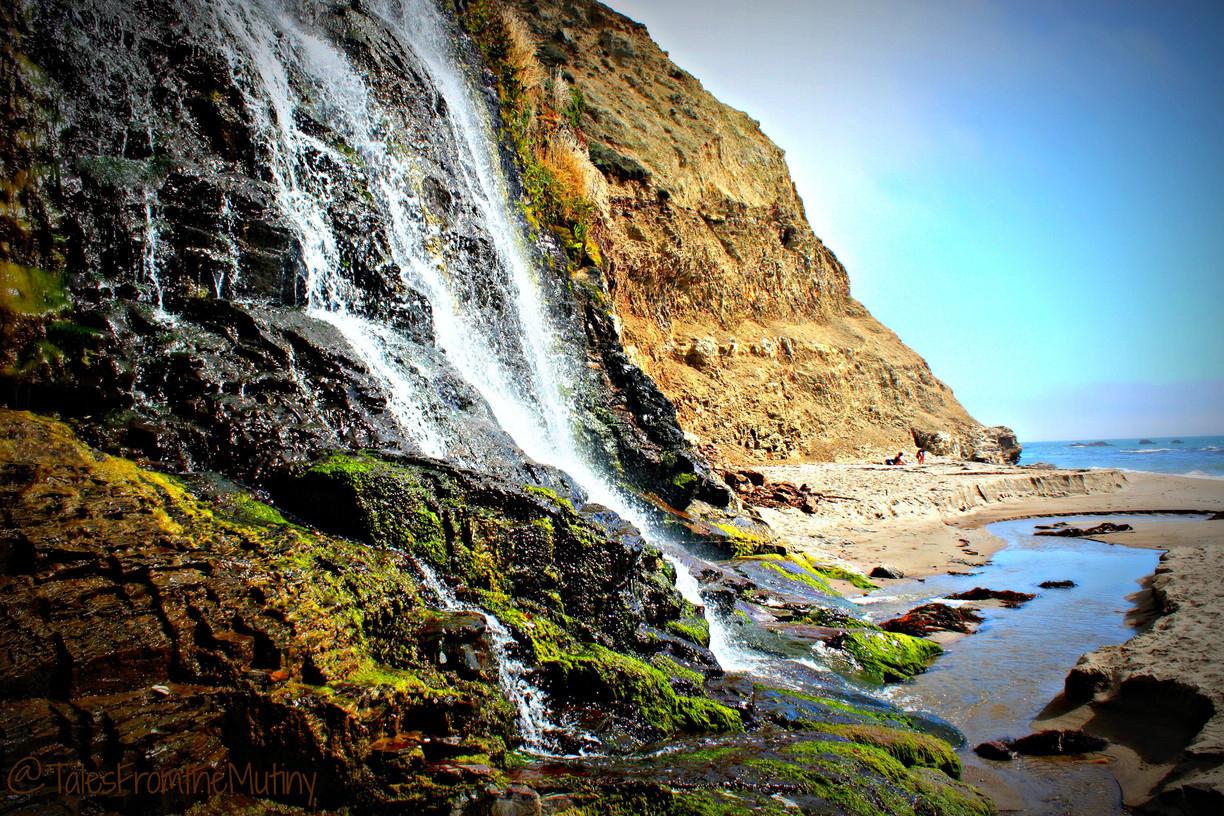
[207,0,747,747]
[141,190,164,311]
[373,0,748,672]
[412,559,560,750]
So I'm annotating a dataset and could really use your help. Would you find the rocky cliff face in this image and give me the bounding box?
[0,1,1005,813]
[508,0,1019,465]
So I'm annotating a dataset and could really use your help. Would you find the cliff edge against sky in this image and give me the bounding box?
[510,0,1019,465]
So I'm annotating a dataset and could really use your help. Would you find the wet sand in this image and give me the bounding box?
[752,463,1224,812]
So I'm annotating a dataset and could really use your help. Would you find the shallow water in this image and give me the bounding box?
[853,515,1196,815]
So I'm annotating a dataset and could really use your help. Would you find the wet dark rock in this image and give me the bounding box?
[1007,729,1108,756]
[946,587,1036,608]
[882,603,984,637]
[1208,511,1224,521]
[1039,580,1077,589]
[1,0,718,514]
[418,611,494,679]
[871,565,905,579]
[488,784,543,816]
[973,741,1014,761]
[1035,522,1133,538]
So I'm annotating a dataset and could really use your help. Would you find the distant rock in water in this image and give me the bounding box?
[946,587,1036,608]
[1172,439,1185,444]
[1139,438,1154,444]
[1035,522,1133,538]
[1039,580,1077,589]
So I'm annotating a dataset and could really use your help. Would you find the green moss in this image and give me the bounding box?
[226,493,291,527]
[758,559,833,593]
[544,644,741,736]
[677,695,743,733]
[666,614,711,649]
[812,564,878,591]
[0,261,69,315]
[741,757,886,816]
[713,522,774,558]
[672,471,698,491]
[808,723,962,778]
[677,746,739,764]
[837,630,943,683]
[524,483,574,511]
[650,654,704,686]
[309,452,378,480]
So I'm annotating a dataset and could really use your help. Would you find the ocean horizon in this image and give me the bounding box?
[1019,435,1224,479]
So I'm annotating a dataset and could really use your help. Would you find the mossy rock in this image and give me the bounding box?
[834,630,943,684]
[542,643,742,740]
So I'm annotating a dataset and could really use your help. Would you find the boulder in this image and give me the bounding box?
[882,603,983,637]
[973,741,1013,761]
[684,336,720,369]
[1008,729,1108,756]
[870,565,905,579]
[1039,580,1077,589]
[946,587,1035,608]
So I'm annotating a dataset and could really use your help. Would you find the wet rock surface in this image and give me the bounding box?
[0,411,987,814]
[1035,522,1134,538]
[882,603,984,638]
[1006,729,1108,757]
[946,587,1036,608]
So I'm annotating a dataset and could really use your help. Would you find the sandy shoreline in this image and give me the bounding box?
[749,461,1224,813]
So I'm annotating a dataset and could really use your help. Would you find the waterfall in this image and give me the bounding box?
[375,0,746,672]
[206,0,745,746]
[413,560,560,751]
[141,190,164,312]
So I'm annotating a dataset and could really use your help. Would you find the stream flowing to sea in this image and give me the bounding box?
[853,515,1190,815]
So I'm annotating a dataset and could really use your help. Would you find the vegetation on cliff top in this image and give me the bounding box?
[461,0,605,274]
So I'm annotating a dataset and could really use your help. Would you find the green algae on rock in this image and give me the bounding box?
[835,630,944,684]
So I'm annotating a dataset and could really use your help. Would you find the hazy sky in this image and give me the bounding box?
[605,0,1224,441]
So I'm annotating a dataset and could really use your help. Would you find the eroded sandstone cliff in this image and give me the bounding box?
[508,0,1018,465]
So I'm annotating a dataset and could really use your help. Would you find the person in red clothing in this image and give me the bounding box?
[917,448,926,464]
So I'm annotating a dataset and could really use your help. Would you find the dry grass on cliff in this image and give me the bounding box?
[537,130,607,219]
[499,8,545,98]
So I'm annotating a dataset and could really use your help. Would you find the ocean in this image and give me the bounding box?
[1019,436,1224,479]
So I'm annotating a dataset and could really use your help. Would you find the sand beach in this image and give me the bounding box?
[746,460,1224,812]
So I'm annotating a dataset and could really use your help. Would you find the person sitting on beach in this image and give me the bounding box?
[885,451,905,466]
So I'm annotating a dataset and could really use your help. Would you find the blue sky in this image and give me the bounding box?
[606,0,1224,441]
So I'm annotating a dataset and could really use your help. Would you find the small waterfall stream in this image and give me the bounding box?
[207,0,744,749]
[413,559,561,750]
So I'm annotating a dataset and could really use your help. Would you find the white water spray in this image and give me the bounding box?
[376,0,747,672]
[413,559,559,749]
[141,190,164,311]
[207,0,748,746]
